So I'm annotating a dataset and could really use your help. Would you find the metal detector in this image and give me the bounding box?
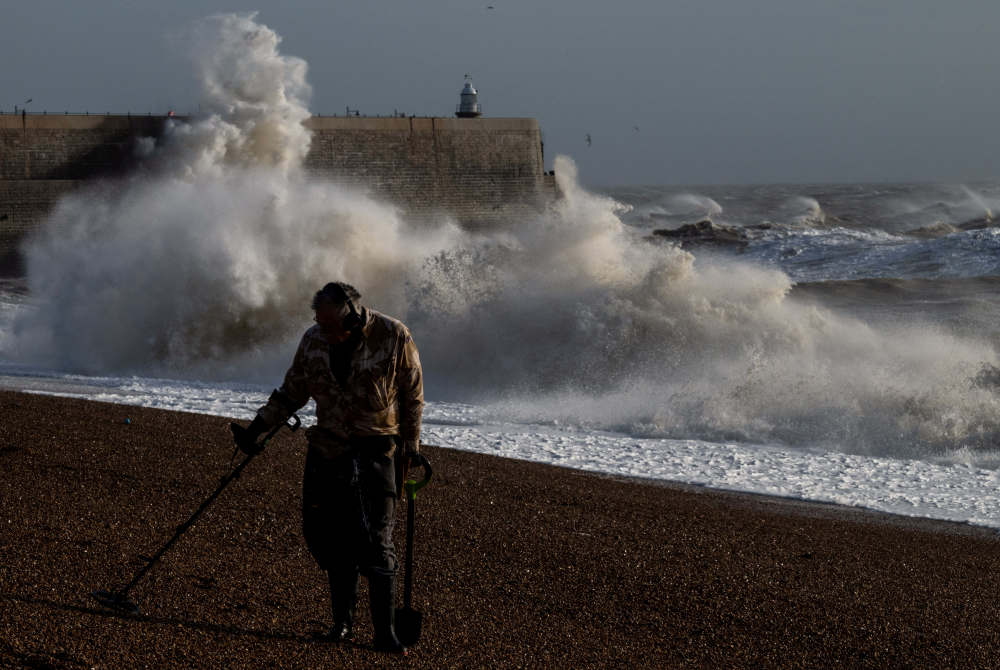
[91,413,300,614]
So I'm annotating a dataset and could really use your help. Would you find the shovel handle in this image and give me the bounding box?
[402,452,430,610]
[404,453,432,500]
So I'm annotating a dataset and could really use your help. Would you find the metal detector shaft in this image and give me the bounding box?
[102,414,299,604]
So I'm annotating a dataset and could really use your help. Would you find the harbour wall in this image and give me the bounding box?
[0,114,556,273]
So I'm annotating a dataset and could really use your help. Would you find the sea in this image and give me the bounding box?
[4,13,1000,529]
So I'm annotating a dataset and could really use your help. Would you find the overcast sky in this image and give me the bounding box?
[4,1,999,186]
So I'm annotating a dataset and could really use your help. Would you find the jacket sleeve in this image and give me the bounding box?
[256,333,311,427]
[397,328,424,454]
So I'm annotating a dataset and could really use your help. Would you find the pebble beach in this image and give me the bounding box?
[3,389,1000,669]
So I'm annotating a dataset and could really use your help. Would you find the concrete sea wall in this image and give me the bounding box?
[0,113,556,273]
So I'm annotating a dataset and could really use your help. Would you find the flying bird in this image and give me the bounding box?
[24,98,32,104]
[633,125,639,132]
[585,133,592,147]
[487,5,494,9]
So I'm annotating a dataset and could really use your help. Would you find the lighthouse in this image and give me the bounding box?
[455,78,482,118]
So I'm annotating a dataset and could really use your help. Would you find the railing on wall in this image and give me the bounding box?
[0,110,444,118]
[0,110,175,116]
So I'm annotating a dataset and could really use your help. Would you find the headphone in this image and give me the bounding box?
[342,298,363,331]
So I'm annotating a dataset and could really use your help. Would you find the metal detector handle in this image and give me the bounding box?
[404,453,432,500]
[261,412,301,445]
[230,413,300,465]
[270,413,301,440]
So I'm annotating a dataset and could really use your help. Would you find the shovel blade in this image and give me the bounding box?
[395,606,422,647]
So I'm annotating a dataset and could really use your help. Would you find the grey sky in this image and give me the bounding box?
[4,1,999,185]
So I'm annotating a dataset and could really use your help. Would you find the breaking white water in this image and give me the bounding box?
[4,13,1000,531]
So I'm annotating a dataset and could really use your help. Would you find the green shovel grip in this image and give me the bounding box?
[404,453,432,500]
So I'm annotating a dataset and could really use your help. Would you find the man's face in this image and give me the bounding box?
[314,302,350,340]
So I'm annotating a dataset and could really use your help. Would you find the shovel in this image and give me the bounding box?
[396,453,432,647]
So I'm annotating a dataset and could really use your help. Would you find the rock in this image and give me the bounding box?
[650,220,749,250]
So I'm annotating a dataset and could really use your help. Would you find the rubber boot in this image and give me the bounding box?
[369,573,406,654]
[325,569,359,642]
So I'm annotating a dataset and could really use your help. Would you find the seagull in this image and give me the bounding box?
[585,133,592,147]
[487,5,494,9]
[24,98,32,104]
[633,125,639,132]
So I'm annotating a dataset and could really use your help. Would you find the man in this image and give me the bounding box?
[231,281,423,654]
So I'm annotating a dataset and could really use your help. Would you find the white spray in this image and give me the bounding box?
[12,13,461,376]
[787,196,826,226]
[667,193,723,221]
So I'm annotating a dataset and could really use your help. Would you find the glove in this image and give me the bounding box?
[399,448,422,498]
[230,415,269,455]
[402,439,420,458]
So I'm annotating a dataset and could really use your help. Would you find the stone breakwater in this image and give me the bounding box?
[0,114,556,273]
[3,390,1000,668]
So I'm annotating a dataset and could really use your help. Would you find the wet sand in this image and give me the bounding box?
[2,389,1000,668]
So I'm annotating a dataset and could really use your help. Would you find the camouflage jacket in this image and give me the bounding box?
[257,306,424,455]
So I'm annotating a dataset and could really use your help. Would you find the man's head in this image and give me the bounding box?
[312,282,362,339]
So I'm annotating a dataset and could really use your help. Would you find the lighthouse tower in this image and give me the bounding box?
[455,77,482,118]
